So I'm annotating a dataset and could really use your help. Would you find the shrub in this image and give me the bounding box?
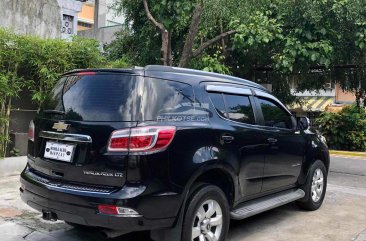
[0,28,108,158]
[316,105,366,151]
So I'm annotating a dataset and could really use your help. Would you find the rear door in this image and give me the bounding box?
[28,73,141,188]
[206,84,267,197]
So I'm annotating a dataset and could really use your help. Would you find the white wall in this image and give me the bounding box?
[57,0,82,40]
[0,0,62,38]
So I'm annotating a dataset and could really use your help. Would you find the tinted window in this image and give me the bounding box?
[137,78,196,121]
[224,94,255,124]
[42,75,195,122]
[208,93,227,117]
[258,98,292,129]
[42,74,141,121]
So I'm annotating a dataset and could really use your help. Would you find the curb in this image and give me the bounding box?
[329,150,366,158]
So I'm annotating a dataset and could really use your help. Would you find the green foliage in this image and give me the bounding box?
[0,29,24,158]
[0,28,106,157]
[316,105,366,151]
[109,0,250,66]
[21,36,106,104]
[228,0,366,105]
[110,0,366,105]
[190,50,231,75]
[107,56,133,68]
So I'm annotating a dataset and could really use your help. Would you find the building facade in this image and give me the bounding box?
[77,0,125,44]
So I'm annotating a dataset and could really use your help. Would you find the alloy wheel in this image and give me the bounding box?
[311,168,324,202]
[192,199,223,241]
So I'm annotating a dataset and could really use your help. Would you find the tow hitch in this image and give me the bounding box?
[42,211,58,221]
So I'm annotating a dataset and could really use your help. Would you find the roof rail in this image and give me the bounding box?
[144,65,266,90]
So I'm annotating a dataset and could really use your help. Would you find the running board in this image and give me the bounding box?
[230,189,305,220]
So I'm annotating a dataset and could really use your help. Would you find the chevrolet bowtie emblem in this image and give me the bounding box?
[52,121,70,132]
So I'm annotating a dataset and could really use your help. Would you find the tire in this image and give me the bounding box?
[182,184,230,241]
[297,160,327,211]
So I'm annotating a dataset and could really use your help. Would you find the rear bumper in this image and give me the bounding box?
[20,166,181,231]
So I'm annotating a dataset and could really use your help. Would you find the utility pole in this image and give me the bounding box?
[94,0,99,30]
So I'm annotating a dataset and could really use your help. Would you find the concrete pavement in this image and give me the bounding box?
[0,156,26,177]
[0,155,365,241]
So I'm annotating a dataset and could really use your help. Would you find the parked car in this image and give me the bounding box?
[20,66,329,241]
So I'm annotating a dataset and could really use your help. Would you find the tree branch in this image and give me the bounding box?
[143,0,172,65]
[143,0,166,32]
[178,4,203,68]
[192,30,237,58]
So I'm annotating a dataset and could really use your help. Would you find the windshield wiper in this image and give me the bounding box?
[43,110,65,115]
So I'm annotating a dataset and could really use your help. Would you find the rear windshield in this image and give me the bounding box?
[41,74,196,122]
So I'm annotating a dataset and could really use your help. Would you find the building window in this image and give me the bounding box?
[62,14,74,35]
[78,22,93,29]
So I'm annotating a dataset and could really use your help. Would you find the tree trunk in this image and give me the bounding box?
[355,89,361,107]
[220,22,227,57]
[161,31,172,66]
[143,0,172,65]
[143,0,237,67]
[3,97,11,157]
[178,4,203,68]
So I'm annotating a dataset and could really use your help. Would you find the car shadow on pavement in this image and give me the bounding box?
[228,203,300,241]
[43,203,300,241]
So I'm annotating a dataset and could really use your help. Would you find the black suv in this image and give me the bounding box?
[20,66,329,241]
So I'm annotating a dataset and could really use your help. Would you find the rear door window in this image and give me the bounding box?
[224,94,255,124]
[208,90,255,125]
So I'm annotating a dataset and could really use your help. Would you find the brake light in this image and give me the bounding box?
[108,126,176,153]
[28,120,35,142]
[76,71,96,76]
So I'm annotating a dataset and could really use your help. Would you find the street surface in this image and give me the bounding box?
[0,155,365,241]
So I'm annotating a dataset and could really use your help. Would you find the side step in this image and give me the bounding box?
[230,189,305,220]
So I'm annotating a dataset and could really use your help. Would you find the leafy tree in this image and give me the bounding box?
[110,0,366,105]
[230,0,366,105]
[110,0,260,67]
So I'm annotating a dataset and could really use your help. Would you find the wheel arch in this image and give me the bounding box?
[299,144,330,185]
[183,163,239,207]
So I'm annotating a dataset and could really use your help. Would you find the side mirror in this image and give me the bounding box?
[297,117,310,130]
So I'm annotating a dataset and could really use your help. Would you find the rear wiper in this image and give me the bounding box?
[43,110,65,115]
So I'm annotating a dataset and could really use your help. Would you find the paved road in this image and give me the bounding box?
[0,155,365,241]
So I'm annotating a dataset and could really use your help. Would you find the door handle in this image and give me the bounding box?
[221,135,234,143]
[267,138,278,144]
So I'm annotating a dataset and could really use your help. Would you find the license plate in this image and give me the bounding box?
[44,141,75,162]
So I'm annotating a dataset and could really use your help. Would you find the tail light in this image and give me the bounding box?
[28,120,35,142]
[97,204,141,217]
[108,126,176,153]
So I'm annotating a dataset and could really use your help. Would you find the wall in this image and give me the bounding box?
[335,84,356,104]
[78,25,122,44]
[0,0,61,38]
[57,0,82,40]
[105,0,125,26]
